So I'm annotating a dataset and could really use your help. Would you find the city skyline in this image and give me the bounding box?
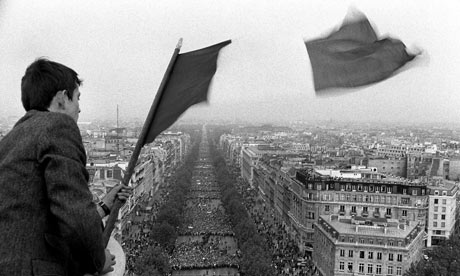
[0,0,459,124]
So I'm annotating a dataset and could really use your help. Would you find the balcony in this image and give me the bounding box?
[385,213,392,218]
[373,212,380,218]
[350,211,357,216]
[339,210,346,216]
[362,211,369,217]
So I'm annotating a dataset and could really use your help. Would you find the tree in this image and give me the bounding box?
[150,221,177,250]
[156,205,181,228]
[134,245,171,276]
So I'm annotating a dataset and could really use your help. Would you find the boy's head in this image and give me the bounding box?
[21,58,82,112]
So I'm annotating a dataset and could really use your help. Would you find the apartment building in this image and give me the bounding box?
[287,169,428,253]
[314,215,425,276]
[426,180,459,246]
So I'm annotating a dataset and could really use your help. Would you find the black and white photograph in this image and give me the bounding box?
[0,0,459,275]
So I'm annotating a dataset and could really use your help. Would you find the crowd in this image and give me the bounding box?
[170,239,240,270]
[170,141,241,271]
[122,189,167,274]
[121,140,242,275]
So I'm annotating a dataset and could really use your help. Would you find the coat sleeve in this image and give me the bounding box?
[37,114,105,274]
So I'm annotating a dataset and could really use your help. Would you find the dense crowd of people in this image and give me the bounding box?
[168,142,241,272]
[180,198,234,235]
[122,190,167,274]
[170,239,240,270]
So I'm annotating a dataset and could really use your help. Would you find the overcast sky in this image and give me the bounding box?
[0,0,459,125]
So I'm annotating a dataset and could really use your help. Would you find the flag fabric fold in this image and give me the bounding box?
[144,40,231,144]
[305,15,416,91]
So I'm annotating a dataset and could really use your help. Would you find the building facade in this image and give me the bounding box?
[314,215,425,276]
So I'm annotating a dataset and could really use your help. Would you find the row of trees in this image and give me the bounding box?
[208,135,276,276]
[133,131,202,276]
[405,234,460,276]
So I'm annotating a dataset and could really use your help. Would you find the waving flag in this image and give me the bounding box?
[144,40,231,144]
[305,13,417,92]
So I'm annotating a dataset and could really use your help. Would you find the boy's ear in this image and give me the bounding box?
[54,90,67,108]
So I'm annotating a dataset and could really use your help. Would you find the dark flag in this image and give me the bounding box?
[144,39,231,144]
[305,14,417,92]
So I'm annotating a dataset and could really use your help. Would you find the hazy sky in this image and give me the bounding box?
[0,0,459,124]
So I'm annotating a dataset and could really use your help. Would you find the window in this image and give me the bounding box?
[360,238,365,244]
[381,186,386,192]
[348,250,354,258]
[106,170,113,178]
[363,206,368,212]
[386,208,392,215]
[339,262,345,271]
[442,222,446,227]
[442,214,446,220]
[351,206,357,213]
[377,252,382,260]
[359,263,365,273]
[368,251,374,259]
[370,186,374,192]
[412,190,417,195]
[397,254,402,262]
[348,262,353,272]
[402,210,407,217]
[396,267,402,275]
[434,222,438,227]
[389,240,394,246]
[434,214,438,219]
[340,205,345,212]
[368,264,373,274]
[340,249,345,257]
[376,264,382,275]
[434,198,439,204]
[325,205,330,212]
[435,206,439,212]
[389,253,394,261]
[360,251,365,258]
[443,191,447,196]
[358,185,363,191]
[388,266,394,275]
[442,207,446,212]
[442,199,447,204]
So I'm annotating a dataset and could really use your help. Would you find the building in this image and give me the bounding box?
[426,179,459,246]
[313,215,425,276]
[377,145,425,158]
[367,157,407,178]
[287,168,429,254]
[448,159,460,181]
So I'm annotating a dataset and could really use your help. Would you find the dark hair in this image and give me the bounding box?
[21,58,82,111]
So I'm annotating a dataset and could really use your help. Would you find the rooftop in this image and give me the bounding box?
[318,215,420,239]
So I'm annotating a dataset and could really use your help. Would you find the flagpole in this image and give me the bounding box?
[102,38,183,246]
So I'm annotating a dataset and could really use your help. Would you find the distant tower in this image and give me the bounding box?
[117,104,119,156]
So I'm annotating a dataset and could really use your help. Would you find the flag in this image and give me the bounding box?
[305,14,417,92]
[144,40,231,144]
